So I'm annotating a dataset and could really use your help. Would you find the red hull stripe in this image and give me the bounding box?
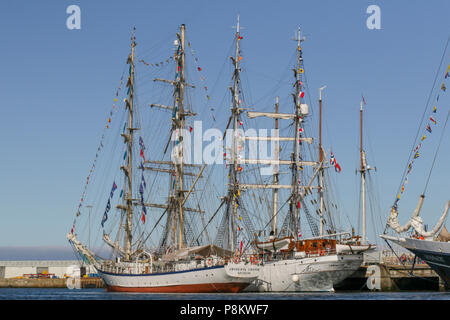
[105,282,249,293]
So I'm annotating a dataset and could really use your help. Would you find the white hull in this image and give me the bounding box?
[244,253,364,292]
[97,263,259,293]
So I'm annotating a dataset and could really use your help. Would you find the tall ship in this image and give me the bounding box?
[216,22,373,292]
[67,25,259,293]
[381,57,450,290]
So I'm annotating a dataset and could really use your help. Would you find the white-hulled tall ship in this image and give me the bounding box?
[217,23,373,292]
[67,25,259,293]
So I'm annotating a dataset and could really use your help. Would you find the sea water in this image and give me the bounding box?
[0,288,448,300]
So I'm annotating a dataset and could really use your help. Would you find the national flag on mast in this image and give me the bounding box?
[330,151,341,173]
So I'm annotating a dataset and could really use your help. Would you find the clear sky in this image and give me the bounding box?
[0,0,449,257]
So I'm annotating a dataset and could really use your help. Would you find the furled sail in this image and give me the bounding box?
[387,195,424,233]
[437,225,450,242]
[410,201,450,239]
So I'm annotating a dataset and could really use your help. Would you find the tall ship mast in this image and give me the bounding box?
[67,25,259,293]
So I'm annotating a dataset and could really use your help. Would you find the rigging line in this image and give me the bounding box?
[423,108,450,195]
[190,198,226,246]
[393,35,450,206]
[139,208,168,246]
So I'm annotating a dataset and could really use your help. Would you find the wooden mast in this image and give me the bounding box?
[360,100,367,242]
[176,24,186,250]
[290,26,304,238]
[124,28,136,261]
[272,97,280,236]
[318,86,326,236]
[228,15,242,253]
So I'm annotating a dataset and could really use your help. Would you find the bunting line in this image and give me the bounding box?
[393,62,450,208]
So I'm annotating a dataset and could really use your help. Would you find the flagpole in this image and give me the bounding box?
[361,101,366,242]
[318,86,326,237]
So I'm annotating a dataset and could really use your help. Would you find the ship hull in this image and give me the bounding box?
[244,253,364,292]
[381,235,450,290]
[97,265,255,293]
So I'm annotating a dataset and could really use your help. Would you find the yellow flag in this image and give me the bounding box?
[421,135,426,141]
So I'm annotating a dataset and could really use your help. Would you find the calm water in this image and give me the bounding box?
[0,288,449,300]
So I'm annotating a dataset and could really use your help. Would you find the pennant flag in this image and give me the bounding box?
[430,116,437,125]
[299,91,305,99]
[141,174,146,189]
[141,212,146,224]
[189,126,193,132]
[139,136,145,150]
[414,152,419,159]
[119,189,123,198]
[297,201,301,209]
[197,67,202,71]
[334,162,342,173]
[433,106,437,113]
[239,240,243,256]
[140,148,146,161]
[101,212,108,227]
[238,56,243,61]
[426,125,432,133]
[441,83,446,91]
[105,199,111,213]
[446,63,450,78]
[110,181,117,198]
[238,36,243,40]
[123,150,127,160]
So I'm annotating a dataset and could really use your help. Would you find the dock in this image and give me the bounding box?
[0,277,104,289]
[335,263,445,291]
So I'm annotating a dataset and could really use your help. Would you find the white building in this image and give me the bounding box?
[0,260,96,279]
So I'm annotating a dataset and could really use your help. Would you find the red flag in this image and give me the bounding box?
[335,162,342,173]
[141,213,146,224]
[197,67,202,71]
[299,91,305,98]
[140,149,145,161]
[239,240,243,255]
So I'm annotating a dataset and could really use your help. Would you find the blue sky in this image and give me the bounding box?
[0,0,449,257]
